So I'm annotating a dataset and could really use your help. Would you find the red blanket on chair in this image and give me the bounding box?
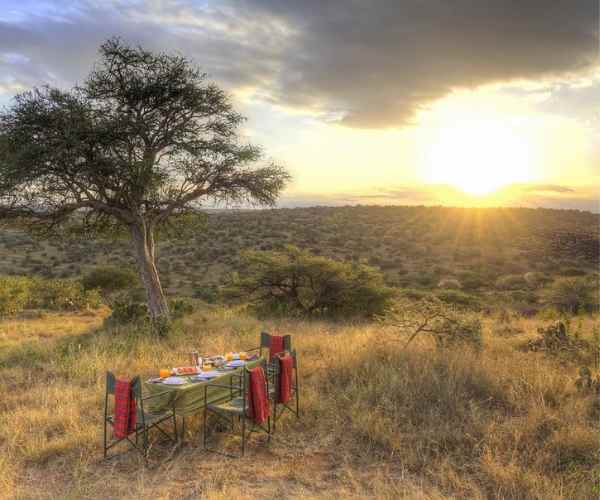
[277,354,293,404]
[113,379,137,438]
[269,335,285,361]
[247,367,270,424]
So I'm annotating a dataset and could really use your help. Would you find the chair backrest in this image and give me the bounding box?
[260,331,292,353]
[105,371,142,399]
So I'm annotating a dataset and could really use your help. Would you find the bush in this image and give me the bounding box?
[433,317,483,351]
[30,278,102,311]
[524,271,550,289]
[438,278,462,289]
[193,285,219,304]
[81,266,139,304]
[543,277,597,314]
[495,274,528,291]
[225,245,394,318]
[383,296,483,350]
[169,297,198,319]
[107,298,148,324]
[436,289,480,309]
[0,275,101,317]
[0,276,32,316]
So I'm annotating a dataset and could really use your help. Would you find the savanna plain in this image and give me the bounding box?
[0,205,599,499]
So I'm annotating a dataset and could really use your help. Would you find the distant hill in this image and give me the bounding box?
[0,206,598,306]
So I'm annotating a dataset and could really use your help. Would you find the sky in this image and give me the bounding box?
[0,0,599,212]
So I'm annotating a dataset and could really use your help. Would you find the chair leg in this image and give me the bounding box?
[142,428,149,457]
[103,420,108,459]
[241,413,246,457]
[295,369,300,418]
[203,408,208,450]
[172,412,178,443]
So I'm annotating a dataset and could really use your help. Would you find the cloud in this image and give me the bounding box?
[521,184,576,194]
[0,1,597,128]
[280,183,600,213]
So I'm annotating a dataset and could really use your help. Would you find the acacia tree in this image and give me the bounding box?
[0,38,289,323]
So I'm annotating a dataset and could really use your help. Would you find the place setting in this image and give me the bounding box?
[147,351,258,385]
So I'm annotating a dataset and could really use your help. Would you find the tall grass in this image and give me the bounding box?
[1,308,599,498]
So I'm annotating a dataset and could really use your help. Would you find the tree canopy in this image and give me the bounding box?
[0,38,290,324]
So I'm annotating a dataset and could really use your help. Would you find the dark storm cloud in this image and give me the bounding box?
[0,0,597,127]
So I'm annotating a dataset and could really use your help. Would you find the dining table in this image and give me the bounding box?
[144,356,264,438]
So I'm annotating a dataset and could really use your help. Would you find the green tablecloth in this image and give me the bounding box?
[144,357,263,417]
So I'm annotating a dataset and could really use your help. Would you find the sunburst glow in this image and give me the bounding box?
[423,118,535,195]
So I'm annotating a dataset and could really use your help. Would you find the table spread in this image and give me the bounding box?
[144,357,263,417]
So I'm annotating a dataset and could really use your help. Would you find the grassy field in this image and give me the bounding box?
[1,307,600,499]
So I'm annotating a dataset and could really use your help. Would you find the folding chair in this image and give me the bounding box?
[203,362,271,457]
[103,371,177,459]
[249,331,292,360]
[271,349,300,431]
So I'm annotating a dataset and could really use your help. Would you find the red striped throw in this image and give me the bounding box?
[269,335,285,361]
[277,354,293,404]
[113,379,137,438]
[247,367,270,424]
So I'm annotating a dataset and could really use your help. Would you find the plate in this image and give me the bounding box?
[162,376,187,385]
[226,360,246,368]
[194,370,220,379]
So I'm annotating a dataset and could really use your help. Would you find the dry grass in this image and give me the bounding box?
[1,308,600,499]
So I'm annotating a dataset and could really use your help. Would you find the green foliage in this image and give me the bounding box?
[438,278,462,289]
[432,317,483,351]
[193,285,219,304]
[0,276,31,316]
[383,296,483,350]
[226,245,394,318]
[495,274,528,290]
[524,321,592,362]
[169,297,198,319]
[435,289,480,309]
[31,278,102,311]
[543,277,597,314]
[0,275,101,317]
[107,298,148,325]
[81,266,139,303]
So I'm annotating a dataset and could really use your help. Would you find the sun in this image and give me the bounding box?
[423,118,535,195]
[426,122,535,195]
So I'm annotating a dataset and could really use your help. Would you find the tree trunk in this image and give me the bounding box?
[130,221,170,322]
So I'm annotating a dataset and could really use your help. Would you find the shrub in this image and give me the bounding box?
[193,285,219,304]
[495,274,528,291]
[0,276,32,316]
[0,276,101,317]
[436,289,480,309]
[524,271,550,289]
[30,278,102,311]
[107,298,148,324]
[81,266,139,303]
[438,278,462,289]
[383,296,483,350]
[543,277,597,314]
[433,317,483,351]
[225,245,394,318]
[169,297,198,319]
